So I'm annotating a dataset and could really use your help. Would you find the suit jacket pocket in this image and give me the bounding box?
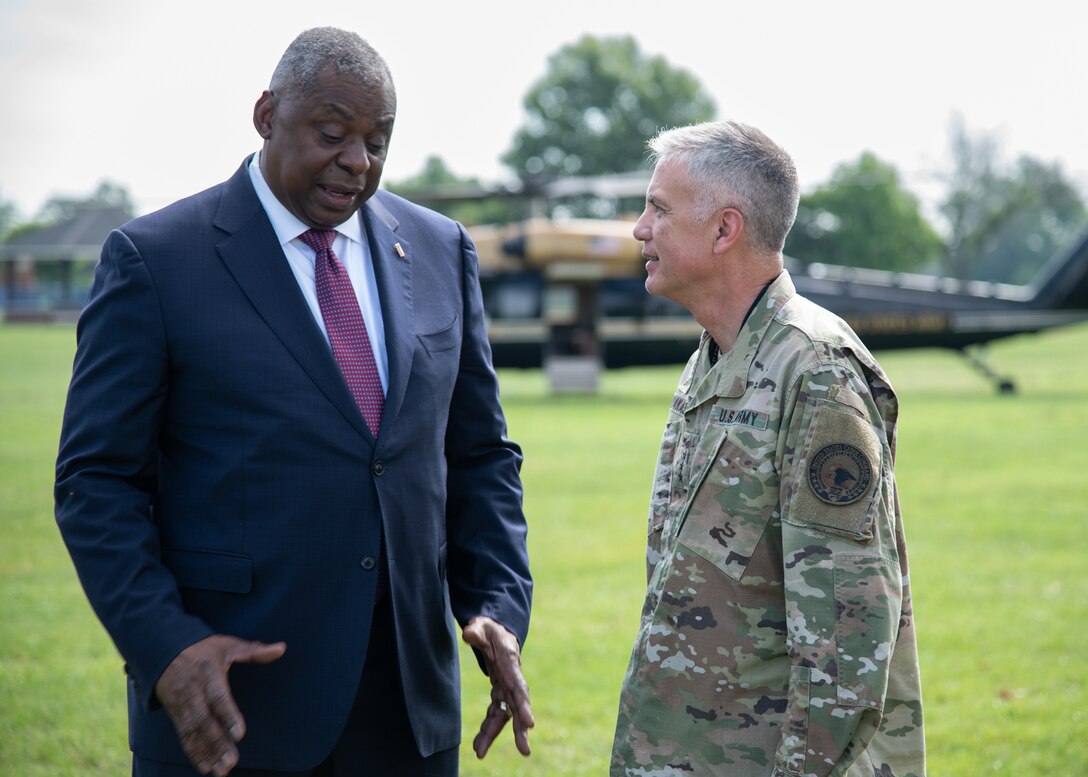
[162,547,253,593]
[417,315,461,353]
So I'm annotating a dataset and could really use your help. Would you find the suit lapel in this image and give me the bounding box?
[213,162,374,442]
[364,194,414,437]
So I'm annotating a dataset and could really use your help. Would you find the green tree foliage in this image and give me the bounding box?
[37,179,135,223]
[785,152,944,272]
[940,118,1004,280]
[969,158,1086,285]
[502,35,716,180]
[940,117,1087,283]
[387,155,527,226]
[0,189,18,242]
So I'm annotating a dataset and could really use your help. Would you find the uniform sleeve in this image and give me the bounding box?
[54,229,214,708]
[771,362,903,776]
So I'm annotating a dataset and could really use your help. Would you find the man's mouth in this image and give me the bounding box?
[318,184,360,206]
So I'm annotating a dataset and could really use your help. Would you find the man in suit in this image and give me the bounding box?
[54,27,533,777]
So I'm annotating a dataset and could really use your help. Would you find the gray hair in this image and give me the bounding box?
[648,121,799,254]
[269,27,394,100]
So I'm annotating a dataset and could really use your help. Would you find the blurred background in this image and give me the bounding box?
[2,1,1086,774]
[5,0,1087,385]
[2,0,1086,275]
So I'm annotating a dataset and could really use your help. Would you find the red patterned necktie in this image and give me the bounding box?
[300,229,384,436]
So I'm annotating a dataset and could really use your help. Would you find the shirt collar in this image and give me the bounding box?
[247,151,364,247]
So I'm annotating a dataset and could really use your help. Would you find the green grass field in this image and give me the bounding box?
[2,322,1086,776]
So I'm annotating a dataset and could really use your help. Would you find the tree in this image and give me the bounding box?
[0,189,18,242]
[939,117,1010,280]
[386,155,526,226]
[784,152,944,272]
[390,154,468,191]
[939,116,1087,283]
[964,156,1087,284]
[37,179,135,223]
[502,35,716,180]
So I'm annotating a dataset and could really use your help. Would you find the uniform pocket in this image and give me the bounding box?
[776,664,811,775]
[833,552,900,709]
[677,426,778,581]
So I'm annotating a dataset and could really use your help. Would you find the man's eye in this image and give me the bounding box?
[321,132,343,143]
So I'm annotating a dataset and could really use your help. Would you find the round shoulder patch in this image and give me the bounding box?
[808,443,873,505]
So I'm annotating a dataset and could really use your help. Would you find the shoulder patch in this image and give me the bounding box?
[808,443,872,505]
[788,398,882,540]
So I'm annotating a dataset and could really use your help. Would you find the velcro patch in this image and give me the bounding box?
[711,406,769,430]
[789,400,881,540]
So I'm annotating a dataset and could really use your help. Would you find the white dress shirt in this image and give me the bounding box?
[248,152,388,393]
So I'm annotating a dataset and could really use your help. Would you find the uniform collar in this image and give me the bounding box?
[687,270,797,406]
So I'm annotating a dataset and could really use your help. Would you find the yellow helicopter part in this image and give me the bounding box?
[468,218,644,277]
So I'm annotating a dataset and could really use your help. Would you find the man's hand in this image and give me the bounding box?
[462,616,534,759]
[154,634,286,776]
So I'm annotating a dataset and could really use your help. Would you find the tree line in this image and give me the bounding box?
[390,35,1087,285]
[4,35,1085,286]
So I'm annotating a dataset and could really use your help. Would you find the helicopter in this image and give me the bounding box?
[6,175,1081,393]
[463,214,1088,392]
[400,171,1088,393]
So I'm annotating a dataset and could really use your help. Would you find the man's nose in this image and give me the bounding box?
[337,139,371,176]
[632,212,651,241]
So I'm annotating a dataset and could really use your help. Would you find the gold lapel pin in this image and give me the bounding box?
[394,242,405,258]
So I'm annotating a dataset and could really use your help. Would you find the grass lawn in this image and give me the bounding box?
[1,321,1086,775]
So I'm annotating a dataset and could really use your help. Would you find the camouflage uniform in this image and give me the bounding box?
[612,272,924,777]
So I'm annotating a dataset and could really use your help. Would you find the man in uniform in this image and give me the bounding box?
[611,121,925,776]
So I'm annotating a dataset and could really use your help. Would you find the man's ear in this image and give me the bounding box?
[253,90,275,139]
[712,207,745,254]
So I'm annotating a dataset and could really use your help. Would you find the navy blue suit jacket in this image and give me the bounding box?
[54,160,532,770]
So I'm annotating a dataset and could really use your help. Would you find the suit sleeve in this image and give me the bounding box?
[54,229,214,708]
[442,224,532,649]
[771,363,902,776]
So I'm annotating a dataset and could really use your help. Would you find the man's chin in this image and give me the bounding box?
[302,205,360,230]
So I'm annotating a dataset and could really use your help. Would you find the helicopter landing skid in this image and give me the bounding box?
[960,347,1016,394]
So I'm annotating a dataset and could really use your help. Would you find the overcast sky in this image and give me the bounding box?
[2,0,1085,223]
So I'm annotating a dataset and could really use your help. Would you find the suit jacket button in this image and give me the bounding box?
[360,556,377,570]
[372,461,385,476]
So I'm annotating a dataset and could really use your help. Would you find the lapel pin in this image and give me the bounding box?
[394,242,405,258]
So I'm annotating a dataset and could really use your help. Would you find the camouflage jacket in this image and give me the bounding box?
[611,272,925,777]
